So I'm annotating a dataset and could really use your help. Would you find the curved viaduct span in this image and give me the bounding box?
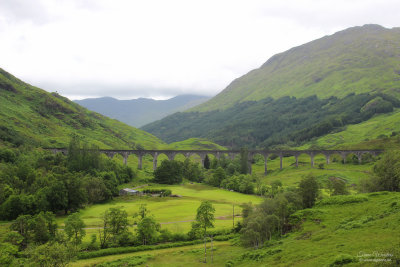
[49,148,383,175]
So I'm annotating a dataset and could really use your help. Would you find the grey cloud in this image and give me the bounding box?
[35,81,213,100]
[257,0,400,30]
[0,0,51,24]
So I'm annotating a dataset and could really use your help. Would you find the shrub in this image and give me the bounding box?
[317,195,368,206]
[329,254,355,266]
[96,255,153,267]
[142,189,171,197]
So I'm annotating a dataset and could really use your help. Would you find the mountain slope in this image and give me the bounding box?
[0,68,167,149]
[143,93,400,148]
[143,24,400,149]
[75,95,210,127]
[193,24,400,112]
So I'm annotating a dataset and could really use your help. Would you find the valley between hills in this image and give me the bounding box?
[1,24,400,267]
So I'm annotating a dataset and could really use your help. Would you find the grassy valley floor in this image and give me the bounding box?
[68,192,400,266]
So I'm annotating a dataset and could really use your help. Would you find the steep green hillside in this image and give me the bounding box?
[194,24,400,112]
[169,138,227,150]
[143,93,399,148]
[0,68,166,149]
[301,108,400,150]
[232,192,400,266]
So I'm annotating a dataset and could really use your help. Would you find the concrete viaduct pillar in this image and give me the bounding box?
[122,152,128,165]
[264,154,268,175]
[325,153,330,165]
[138,154,143,170]
[279,153,283,170]
[153,152,158,170]
[310,152,315,167]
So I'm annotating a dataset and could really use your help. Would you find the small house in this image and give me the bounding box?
[119,188,140,196]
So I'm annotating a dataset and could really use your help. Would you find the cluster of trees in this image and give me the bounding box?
[362,150,400,192]
[240,174,319,248]
[143,93,400,148]
[0,137,135,220]
[153,152,255,194]
[153,158,204,184]
[1,211,86,266]
[203,153,255,194]
[96,205,162,248]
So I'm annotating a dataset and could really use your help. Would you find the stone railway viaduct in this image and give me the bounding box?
[49,148,383,175]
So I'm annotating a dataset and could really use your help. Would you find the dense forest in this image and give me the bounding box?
[143,93,400,149]
[0,137,135,220]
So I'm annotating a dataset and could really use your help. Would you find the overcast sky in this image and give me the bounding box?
[0,0,399,100]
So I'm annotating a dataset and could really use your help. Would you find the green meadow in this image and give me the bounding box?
[69,192,400,267]
[70,241,249,267]
[54,183,262,242]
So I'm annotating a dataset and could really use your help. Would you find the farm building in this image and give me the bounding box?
[119,188,140,196]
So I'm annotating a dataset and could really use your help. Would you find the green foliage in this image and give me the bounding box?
[29,212,58,244]
[27,242,76,267]
[98,207,129,248]
[96,254,153,267]
[317,195,368,206]
[299,174,319,208]
[64,213,86,246]
[328,254,356,266]
[182,158,204,182]
[136,216,160,245]
[0,143,135,219]
[153,160,183,184]
[204,155,210,169]
[195,201,216,236]
[0,242,19,267]
[327,178,349,196]
[77,240,206,259]
[370,150,400,191]
[207,167,226,187]
[142,189,172,196]
[240,192,302,248]
[240,148,249,174]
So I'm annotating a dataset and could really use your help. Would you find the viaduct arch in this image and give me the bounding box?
[48,148,383,175]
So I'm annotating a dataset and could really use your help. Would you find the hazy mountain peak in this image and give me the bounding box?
[75,94,210,127]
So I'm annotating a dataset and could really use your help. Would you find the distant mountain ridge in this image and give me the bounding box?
[75,94,210,127]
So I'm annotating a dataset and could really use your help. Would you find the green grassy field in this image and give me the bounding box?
[53,183,262,242]
[250,154,373,189]
[70,240,249,267]
[69,192,400,267]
